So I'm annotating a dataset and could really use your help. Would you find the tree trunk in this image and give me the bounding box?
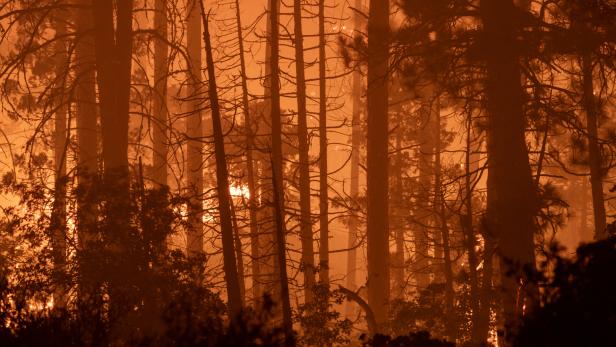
[152,0,168,187]
[199,6,243,316]
[414,97,435,290]
[582,55,607,240]
[256,0,281,302]
[51,10,69,309]
[366,0,390,330]
[318,0,330,287]
[92,0,134,322]
[186,0,204,257]
[74,0,99,307]
[233,0,261,304]
[433,100,455,340]
[464,115,482,343]
[392,103,405,300]
[346,0,363,317]
[481,0,537,335]
[293,0,316,304]
[268,0,294,344]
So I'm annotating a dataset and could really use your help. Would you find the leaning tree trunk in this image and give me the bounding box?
[293,0,316,304]
[199,6,243,316]
[233,0,261,303]
[152,0,168,187]
[581,54,607,240]
[268,0,294,344]
[186,0,204,257]
[481,0,538,336]
[366,0,390,330]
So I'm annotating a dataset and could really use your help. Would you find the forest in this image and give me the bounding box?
[0,0,615,346]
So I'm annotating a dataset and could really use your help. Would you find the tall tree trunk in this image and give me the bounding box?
[392,107,405,300]
[199,6,243,316]
[256,0,280,302]
[74,0,99,306]
[366,0,390,330]
[346,0,363,317]
[464,115,482,343]
[318,0,330,286]
[433,101,455,340]
[293,0,316,304]
[92,0,134,321]
[186,0,204,257]
[51,9,69,308]
[268,0,294,344]
[582,55,606,240]
[414,97,435,290]
[233,0,261,304]
[152,0,168,187]
[481,0,537,335]
[230,201,246,302]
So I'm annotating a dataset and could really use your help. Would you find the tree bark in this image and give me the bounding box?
[74,0,99,306]
[414,95,435,290]
[581,55,606,240]
[51,9,69,309]
[464,115,482,343]
[293,0,316,304]
[433,100,455,340]
[233,0,261,304]
[481,0,537,335]
[268,0,294,344]
[186,0,204,257]
[366,0,390,330]
[199,6,243,316]
[92,0,134,321]
[318,0,330,287]
[345,0,363,317]
[152,0,168,187]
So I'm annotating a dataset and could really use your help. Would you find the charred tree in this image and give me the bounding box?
[186,0,204,257]
[581,55,606,240]
[74,0,99,306]
[481,0,538,334]
[366,0,390,329]
[152,0,168,187]
[199,5,243,316]
[51,8,69,309]
[293,0,316,303]
[345,0,363,317]
[268,0,294,344]
[318,0,330,286]
[233,0,262,303]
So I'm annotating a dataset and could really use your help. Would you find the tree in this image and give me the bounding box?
[268,0,294,344]
[233,0,262,303]
[366,0,390,330]
[318,0,330,286]
[73,0,100,305]
[346,0,364,317]
[91,0,135,315]
[50,5,69,309]
[152,0,169,187]
[481,0,538,334]
[293,0,317,304]
[199,3,242,317]
[186,0,204,257]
